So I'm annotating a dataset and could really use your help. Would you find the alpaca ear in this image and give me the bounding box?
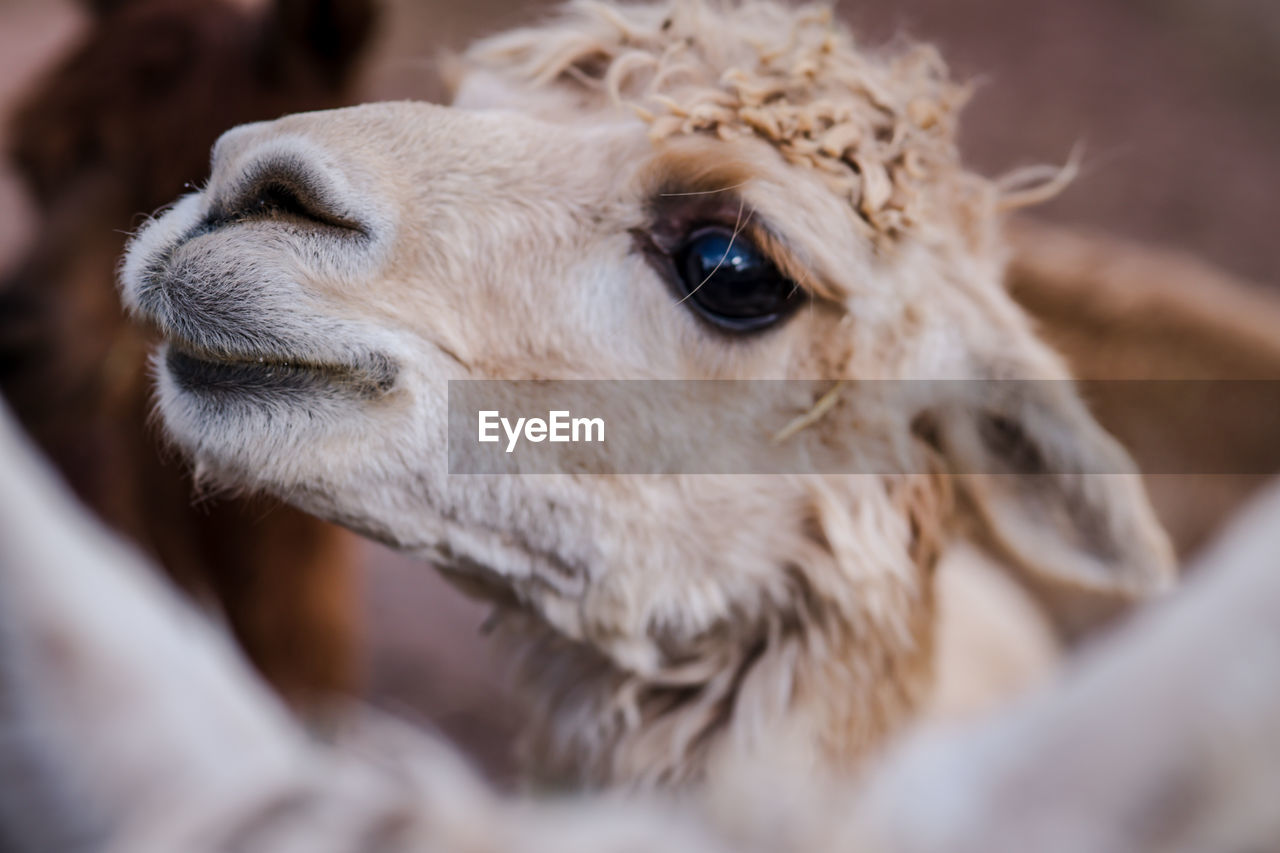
[920,377,1176,642]
[264,0,378,86]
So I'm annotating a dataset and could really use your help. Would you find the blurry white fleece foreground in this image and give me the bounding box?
[2,396,1280,851]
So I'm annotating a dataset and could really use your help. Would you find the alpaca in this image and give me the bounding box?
[118,0,1174,787]
[0,0,376,702]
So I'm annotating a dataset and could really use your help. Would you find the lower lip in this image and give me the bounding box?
[166,347,344,395]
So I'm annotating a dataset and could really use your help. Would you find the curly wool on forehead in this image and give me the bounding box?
[465,0,1003,250]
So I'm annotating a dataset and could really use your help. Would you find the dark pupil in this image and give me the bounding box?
[676,227,797,330]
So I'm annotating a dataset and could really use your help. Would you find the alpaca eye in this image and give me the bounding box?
[674,227,801,332]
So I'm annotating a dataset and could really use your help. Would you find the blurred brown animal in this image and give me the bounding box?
[0,0,377,703]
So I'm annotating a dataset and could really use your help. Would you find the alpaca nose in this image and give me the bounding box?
[204,155,365,235]
[200,119,368,236]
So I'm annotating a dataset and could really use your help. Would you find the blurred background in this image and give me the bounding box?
[1,0,1276,785]
[6,0,1278,283]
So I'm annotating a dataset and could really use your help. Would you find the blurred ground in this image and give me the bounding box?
[1,0,1277,780]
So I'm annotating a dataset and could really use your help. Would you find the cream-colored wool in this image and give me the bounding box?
[118,0,1174,789]
[465,0,989,249]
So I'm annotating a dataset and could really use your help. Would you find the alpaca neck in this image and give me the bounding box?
[497,597,936,790]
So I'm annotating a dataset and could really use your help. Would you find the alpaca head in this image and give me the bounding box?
[121,1,1173,786]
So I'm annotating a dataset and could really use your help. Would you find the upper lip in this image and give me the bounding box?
[123,176,396,396]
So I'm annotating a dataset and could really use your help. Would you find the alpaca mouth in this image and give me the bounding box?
[164,344,398,398]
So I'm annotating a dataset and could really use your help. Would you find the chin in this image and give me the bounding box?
[155,349,347,484]
[153,346,440,547]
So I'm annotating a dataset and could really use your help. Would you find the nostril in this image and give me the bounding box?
[250,181,326,223]
[206,161,364,235]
